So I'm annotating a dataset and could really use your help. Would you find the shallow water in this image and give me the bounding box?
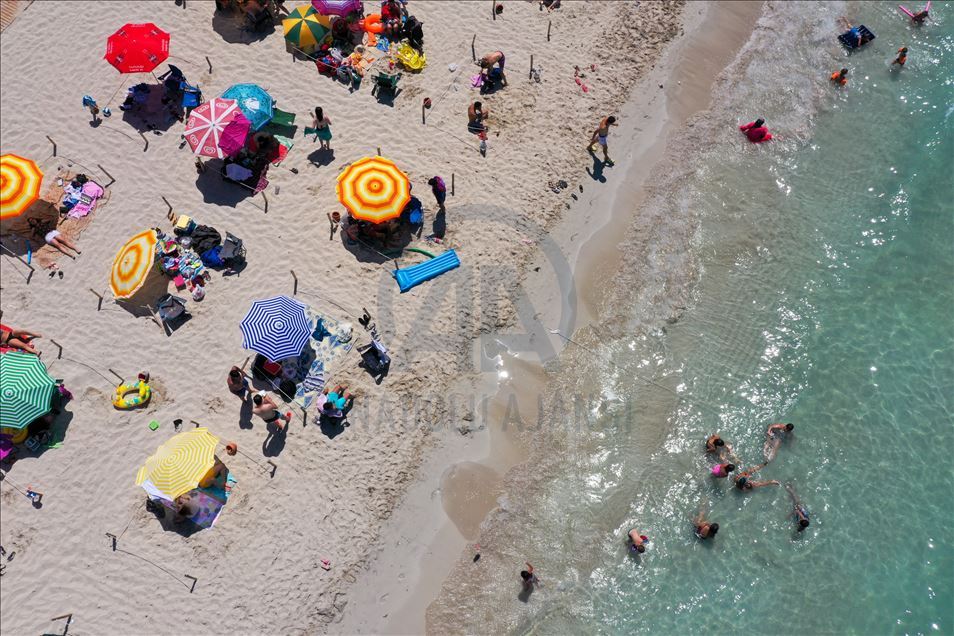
[447,2,954,633]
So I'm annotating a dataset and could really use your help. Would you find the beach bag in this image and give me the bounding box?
[200,245,225,268]
[220,232,246,268]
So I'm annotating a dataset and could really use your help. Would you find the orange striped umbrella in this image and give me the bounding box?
[336,156,410,224]
[0,154,43,220]
[110,229,158,299]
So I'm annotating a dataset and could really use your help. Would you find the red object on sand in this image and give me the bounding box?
[105,23,170,74]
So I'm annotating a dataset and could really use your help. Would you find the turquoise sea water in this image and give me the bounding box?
[500,2,954,634]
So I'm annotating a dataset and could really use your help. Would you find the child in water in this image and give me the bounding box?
[739,118,773,143]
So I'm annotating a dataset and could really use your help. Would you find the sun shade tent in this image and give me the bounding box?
[0,154,43,220]
[136,427,219,501]
[221,84,274,132]
[0,352,57,430]
[240,296,312,362]
[184,98,251,159]
[336,156,411,224]
[110,229,159,299]
[105,23,170,73]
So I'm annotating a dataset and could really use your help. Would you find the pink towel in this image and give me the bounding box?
[68,181,104,218]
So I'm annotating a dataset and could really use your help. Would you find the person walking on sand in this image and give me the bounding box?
[252,392,292,429]
[763,422,794,463]
[44,229,81,258]
[311,107,332,150]
[588,115,618,164]
[428,176,447,214]
[786,483,811,532]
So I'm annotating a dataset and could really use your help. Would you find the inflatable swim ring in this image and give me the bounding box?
[114,380,151,409]
[363,13,384,34]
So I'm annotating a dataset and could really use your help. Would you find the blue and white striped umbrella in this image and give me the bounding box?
[240,295,311,362]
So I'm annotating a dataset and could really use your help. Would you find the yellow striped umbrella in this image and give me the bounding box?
[110,229,158,299]
[0,154,43,220]
[135,427,219,500]
[336,156,411,224]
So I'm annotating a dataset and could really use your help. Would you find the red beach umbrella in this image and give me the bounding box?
[105,23,170,74]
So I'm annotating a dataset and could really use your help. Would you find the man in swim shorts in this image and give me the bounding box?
[253,392,292,430]
[479,51,507,86]
[588,115,618,164]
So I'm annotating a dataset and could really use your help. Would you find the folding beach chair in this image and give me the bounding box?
[156,294,189,323]
[371,71,402,97]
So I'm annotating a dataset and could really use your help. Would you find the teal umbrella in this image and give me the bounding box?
[221,84,274,131]
[0,352,56,429]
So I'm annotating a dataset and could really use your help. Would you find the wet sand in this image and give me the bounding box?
[336,2,765,634]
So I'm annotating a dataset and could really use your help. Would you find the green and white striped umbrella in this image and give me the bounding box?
[0,352,56,429]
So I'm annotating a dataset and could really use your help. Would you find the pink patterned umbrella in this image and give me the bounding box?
[184,98,251,159]
[311,0,363,16]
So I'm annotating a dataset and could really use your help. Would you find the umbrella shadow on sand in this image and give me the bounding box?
[119,85,181,134]
[212,9,274,45]
[116,271,171,319]
[195,160,257,207]
[340,220,414,264]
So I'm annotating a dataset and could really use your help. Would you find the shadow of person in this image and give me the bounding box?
[318,413,348,439]
[586,151,608,183]
[518,584,535,603]
[262,421,287,457]
[238,396,254,429]
[307,147,336,168]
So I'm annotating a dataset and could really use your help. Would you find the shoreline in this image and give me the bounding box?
[337,2,766,633]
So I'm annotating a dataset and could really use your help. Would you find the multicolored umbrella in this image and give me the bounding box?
[110,229,158,299]
[136,427,220,501]
[0,352,57,430]
[240,296,312,362]
[336,156,411,224]
[184,98,251,159]
[283,5,331,52]
[105,23,170,74]
[221,84,274,131]
[0,154,43,220]
[311,0,363,16]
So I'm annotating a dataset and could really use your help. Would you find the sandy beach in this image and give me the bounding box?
[0,1,689,633]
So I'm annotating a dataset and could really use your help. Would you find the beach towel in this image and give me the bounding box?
[471,74,484,88]
[68,181,104,218]
[226,163,253,181]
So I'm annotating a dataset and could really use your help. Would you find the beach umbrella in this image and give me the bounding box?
[0,154,43,220]
[135,427,219,501]
[105,23,170,74]
[184,98,251,159]
[311,0,363,16]
[336,156,411,224]
[283,5,331,52]
[0,352,57,430]
[221,84,274,131]
[240,296,312,362]
[110,229,158,299]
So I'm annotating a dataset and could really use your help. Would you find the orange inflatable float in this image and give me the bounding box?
[362,13,384,34]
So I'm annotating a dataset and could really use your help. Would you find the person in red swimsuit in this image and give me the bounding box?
[739,118,773,143]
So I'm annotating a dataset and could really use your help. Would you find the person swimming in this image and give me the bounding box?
[739,118,773,143]
[710,462,736,479]
[892,47,908,67]
[831,68,848,86]
[786,483,810,531]
[692,507,719,540]
[763,422,794,462]
[705,434,725,453]
[628,528,649,554]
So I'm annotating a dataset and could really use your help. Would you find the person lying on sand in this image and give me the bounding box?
[0,325,42,355]
[44,229,81,259]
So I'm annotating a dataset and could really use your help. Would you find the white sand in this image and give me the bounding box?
[1,1,683,633]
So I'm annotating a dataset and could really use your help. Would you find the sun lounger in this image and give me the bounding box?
[393,249,460,293]
[371,71,402,97]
